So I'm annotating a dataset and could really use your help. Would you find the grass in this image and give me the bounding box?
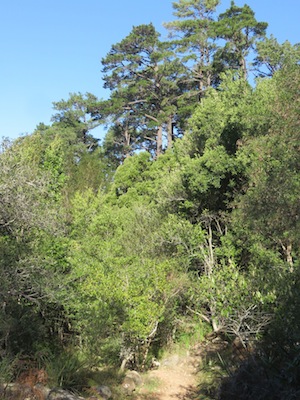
[141,376,162,393]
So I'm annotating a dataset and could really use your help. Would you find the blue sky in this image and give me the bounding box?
[1,0,299,141]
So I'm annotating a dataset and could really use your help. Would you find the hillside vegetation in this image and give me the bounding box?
[1,1,300,398]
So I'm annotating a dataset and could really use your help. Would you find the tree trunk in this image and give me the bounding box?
[167,116,173,150]
[281,241,293,272]
[240,56,247,80]
[156,125,163,157]
[124,125,131,147]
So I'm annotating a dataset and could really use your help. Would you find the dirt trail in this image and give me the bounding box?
[136,351,200,400]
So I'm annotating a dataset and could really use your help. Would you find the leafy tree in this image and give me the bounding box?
[18,118,114,201]
[68,191,185,369]
[0,138,60,238]
[217,66,300,399]
[0,138,70,358]
[165,71,252,221]
[234,65,300,269]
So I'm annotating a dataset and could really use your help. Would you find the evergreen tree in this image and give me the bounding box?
[101,24,185,157]
[52,92,100,150]
[214,1,268,79]
[254,35,300,76]
[164,0,220,98]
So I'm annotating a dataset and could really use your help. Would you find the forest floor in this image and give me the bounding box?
[135,347,202,400]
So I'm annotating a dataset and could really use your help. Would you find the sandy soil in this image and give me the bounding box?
[136,351,200,400]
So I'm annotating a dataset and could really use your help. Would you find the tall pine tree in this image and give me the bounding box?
[101,24,185,158]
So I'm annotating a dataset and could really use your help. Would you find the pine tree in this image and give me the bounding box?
[101,24,185,157]
[164,0,220,98]
[214,1,268,79]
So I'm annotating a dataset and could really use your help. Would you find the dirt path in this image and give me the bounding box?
[136,351,200,400]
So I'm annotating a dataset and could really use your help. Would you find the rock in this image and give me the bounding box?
[122,370,143,395]
[122,376,136,395]
[125,371,142,387]
[1,383,34,399]
[0,382,51,400]
[47,388,84,400]
[150,358,160,369]
[34,383,51,399]
[92,385,112,399]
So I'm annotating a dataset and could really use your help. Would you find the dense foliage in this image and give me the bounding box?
[0,1,299,397]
